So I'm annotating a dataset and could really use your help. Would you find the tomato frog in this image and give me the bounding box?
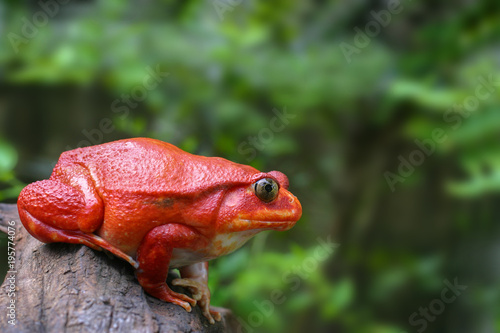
[17,138,302,324]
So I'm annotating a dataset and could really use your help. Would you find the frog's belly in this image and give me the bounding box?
[170,230,260,268]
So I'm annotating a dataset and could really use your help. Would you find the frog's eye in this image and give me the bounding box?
[254,178,279,203]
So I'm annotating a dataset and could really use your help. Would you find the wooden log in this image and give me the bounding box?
[0,203,240,332]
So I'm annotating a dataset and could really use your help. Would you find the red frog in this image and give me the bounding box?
[17,138,302,323]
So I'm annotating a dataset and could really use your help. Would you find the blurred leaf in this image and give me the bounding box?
[322,278,354,318]
[389,79,460,110]
[0,139,17,174]
[447,148,500,197]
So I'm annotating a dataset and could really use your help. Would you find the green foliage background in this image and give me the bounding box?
[1,1,500,332]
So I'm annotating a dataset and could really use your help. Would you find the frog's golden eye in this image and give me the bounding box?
[254,178,279,203]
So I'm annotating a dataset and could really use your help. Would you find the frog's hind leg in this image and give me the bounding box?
[19,207,138,268]
[18,179,138,268]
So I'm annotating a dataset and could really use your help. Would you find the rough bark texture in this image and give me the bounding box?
[0,203,240,333]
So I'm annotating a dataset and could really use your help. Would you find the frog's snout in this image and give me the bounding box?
[286,192,302,224]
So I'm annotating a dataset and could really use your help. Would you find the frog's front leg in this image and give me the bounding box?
[136,224,212,319]
[172,262,222,324]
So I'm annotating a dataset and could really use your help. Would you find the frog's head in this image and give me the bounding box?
[217,171,302,234]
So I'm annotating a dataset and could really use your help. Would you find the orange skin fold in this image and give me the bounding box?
[17,138,302,323]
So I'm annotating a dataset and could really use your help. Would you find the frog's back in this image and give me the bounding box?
[55,138,258,196]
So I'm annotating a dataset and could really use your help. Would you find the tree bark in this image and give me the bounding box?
[0,203,240,333]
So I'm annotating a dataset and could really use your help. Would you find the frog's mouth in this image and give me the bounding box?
[234,219,297,232]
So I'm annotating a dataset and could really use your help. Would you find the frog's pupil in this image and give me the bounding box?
[265,184,273,192]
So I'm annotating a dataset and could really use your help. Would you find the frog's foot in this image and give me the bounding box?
[172,278,222,324]
[143,283,197,312]
[83,233,139,269]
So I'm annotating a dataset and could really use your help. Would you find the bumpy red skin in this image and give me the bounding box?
[17,138,302,323]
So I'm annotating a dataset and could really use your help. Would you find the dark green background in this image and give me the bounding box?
[1,1,500,332]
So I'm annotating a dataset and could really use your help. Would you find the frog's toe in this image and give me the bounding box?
[172,278,205,300]
[172,278,219,324]
[143,283,197,312]
[171,298,194,312]
[166,288,197,308]
[207,307,222,324]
